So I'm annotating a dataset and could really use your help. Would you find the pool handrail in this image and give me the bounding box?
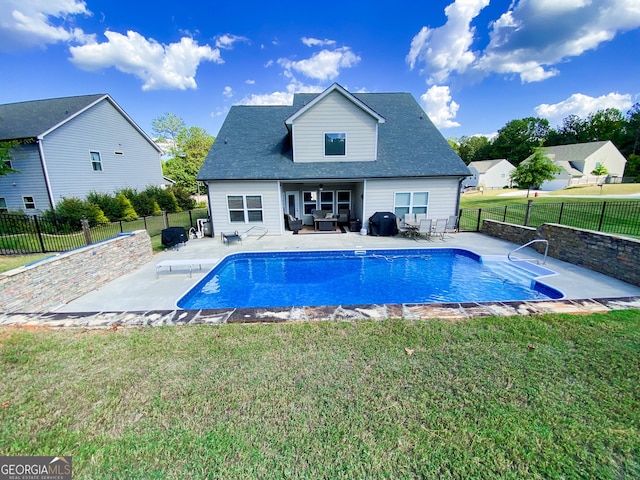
[508,239,549,265]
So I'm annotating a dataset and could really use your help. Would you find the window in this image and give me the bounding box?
[394,192,429,218]
[0,198,7,213]
[320,191,334,211]
[303,191,318,215]
[90,151,102,171]
[324,133,346,156]
[227,195,263,223]
[23,196,36,210]
[337,191,351,211]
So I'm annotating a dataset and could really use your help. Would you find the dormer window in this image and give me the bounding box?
[324,133,346,156]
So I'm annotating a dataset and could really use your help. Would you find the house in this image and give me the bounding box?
[197,83,470,235]
[462,159,515,190]
[535,140,627,191]
[0,94,165,213]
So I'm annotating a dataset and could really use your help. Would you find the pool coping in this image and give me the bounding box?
[2,296,639,329]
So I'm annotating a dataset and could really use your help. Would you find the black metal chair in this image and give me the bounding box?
[285,214,303,234]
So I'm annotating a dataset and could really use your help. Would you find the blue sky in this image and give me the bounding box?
[1,0,639,140]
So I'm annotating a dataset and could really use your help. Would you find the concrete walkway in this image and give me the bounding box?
[2,230,639,328]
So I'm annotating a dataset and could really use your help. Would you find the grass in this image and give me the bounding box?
[0,253,53,273]
[2,312,639,478]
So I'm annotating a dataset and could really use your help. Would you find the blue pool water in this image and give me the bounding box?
[177,248,563,309]
[178,248,563,309]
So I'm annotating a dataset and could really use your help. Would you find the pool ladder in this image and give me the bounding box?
[508,239,549,265]
[239,226,268,240]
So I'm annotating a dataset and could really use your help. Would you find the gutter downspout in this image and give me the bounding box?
[455,177,464,218]
[37,137,56,209]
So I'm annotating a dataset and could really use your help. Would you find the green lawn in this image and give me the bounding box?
[2,312,639,478]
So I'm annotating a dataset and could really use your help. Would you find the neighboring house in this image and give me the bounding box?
[462,159,515,190]
[198,83,470,235]
[0,94,165,213]
[534,140,627,191]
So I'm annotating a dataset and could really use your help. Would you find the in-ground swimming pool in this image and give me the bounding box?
[177,248,563,309]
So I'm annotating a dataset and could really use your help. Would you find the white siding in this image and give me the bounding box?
[42,99,164,204]
[481,160,514,189]
[364,178,460,228]
[207,180,283,235]
[585,142,627,177]
[0,144,51,212]
[292,90,378,163]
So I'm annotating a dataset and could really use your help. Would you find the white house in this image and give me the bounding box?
[536,140,627,191]
[0,94,165,213]
[463,159,515,190]
[197,83,470,235]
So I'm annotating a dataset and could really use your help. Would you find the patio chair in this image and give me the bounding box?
[445,215,458,233]
[416,219,432,240]
[396,217,410,237]
[432,219,447,240]
[285,214,303,234]
[404,213,415,223]
[416,213,427,222]
[337,209,350,226]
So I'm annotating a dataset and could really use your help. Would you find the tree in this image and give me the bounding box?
[591,164,608,176]
[0,140,21,176]
[152,113,185,156]
[456,135,492,164]
[491,117,551,165]
[510,149,562,197]
[162,126,214,194]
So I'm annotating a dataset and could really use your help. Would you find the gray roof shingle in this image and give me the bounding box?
[198,92,470,181]
[0,94,106,141]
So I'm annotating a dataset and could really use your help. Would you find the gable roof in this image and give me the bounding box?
[468,159,512,173]
[199,90,469,181]
[541,140,611,162]
[285,83,385,127]
[0,94,161,152]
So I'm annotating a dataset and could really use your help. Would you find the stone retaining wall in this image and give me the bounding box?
[481,220,640,286]
[0,230,153,313]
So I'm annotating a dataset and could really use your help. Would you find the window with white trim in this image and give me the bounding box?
[324,133,346,156]
[227,195,263,223]
[394,191,429,218]
[337,191,351,211]
[23,196,36,210]
[90,151,102,171]
[303,191,318,215]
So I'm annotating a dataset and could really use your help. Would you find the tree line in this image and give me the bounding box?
[448,103,640,180]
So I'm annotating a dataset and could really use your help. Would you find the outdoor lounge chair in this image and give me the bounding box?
[396,217,410,237]
[337,209,350,226]
[285,214,303,234]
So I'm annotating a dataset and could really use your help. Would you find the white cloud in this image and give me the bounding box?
[245,79,256,85]
[420,85,461,129]
[215,33,249,49]
[238,81,324,106]
[0,0,93,50]
[69,31,222,90]
[477,0,640,83]
[278,46,361,81]
[406,0,490,84]
[223,86,234,98]
[301,37,336,47]
[534,92,634,124]
[408,0,640,84]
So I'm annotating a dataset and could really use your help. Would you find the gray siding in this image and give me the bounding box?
[207,180,283,235]
[0,143,51,212]
[363,178,460,228]
[42,98,164,204]
[292,90,378,163]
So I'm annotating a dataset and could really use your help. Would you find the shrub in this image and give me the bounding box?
[87,191,120,222]
[115,193,138,221]
[144,185,180,213]
[169,185,196,211]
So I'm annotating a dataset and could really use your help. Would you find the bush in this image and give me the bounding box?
[115,193,138,221]
[44,197,109,231]
[169,185,196,211]
[87,191,120,222]
[144,185,180,213]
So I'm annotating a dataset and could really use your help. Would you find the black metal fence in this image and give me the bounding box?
[458,200,640,237]
[0,208,209,254]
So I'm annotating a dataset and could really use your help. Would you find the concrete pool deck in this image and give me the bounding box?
[2,231,639,328]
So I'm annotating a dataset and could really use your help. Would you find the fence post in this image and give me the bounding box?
[597,202,607,231]
[81,215,92,245]
[33,215,46,253]
[524,200,533,226]
[476,209,482,232]
[503,205,508,222]
[163,211,169,229]
[558,202,565,224]
[189,209,194,228]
